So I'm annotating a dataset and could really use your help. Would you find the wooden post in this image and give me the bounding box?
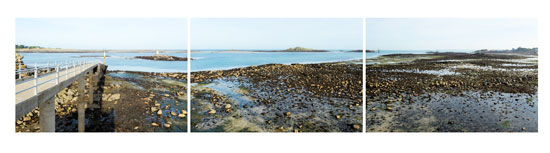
[39,96,55,132]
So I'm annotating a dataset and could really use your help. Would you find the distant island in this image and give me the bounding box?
[474,47,538,55]
[280,46,327,52]
[135,50,191,61]
[349,49,376,52]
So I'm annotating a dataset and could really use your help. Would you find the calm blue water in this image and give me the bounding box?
[19,52,188,73]
[19,50,471,73]
[190,51,361,72]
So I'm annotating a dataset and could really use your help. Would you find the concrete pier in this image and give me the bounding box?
[16,62,106,132]
[39,96,55,132]
[77,75,86,132]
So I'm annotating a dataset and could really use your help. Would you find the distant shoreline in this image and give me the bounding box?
[16,49,187,53]
[16,48,362,53]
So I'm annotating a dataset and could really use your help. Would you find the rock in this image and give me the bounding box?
[335,115,341,119]
[151,107,158,113]
[151,122,159,127]
[208,109,216,114]
[108,93,121,101]
[225,104,232,109]
[353,124,361,130]
[181,110,187,115]
[16,120,23,125]
[285,112,291,116]
[522,127,526,131]
[23,116,31,122]
[164,123,171,128]
[157,110,163,116]
[178,113,186,118]
[164,94,170,97]
[370,107,377,111]
[171,111,177,116]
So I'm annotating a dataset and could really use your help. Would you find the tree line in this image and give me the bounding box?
[16,44,44,49]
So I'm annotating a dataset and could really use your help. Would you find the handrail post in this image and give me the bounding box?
[66,61,69,80]
[73,61,76,77]
[47,61,50,73]
[18,63,22,79]
[56,64,59,84]
[34,63,38,95]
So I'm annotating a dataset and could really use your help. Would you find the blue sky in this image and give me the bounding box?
[366,18,537,50]
[191,18,362,50]
[16,18,187,50]
[16,18,536,51]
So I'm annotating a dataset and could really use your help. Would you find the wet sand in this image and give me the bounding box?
[190,62,362,132]
[366,52,538,132]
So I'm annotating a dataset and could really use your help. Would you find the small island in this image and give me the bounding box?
[281,46,328,52]
[349,49,377,53]
[135,50,192,61]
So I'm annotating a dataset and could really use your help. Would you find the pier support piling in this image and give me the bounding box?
[39,96,55,132]
[77,76,86,132]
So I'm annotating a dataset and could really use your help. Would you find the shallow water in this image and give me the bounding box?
[192,77,361,132]
[191,51,361,71]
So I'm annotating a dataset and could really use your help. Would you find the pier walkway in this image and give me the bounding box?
[16,61,107,132]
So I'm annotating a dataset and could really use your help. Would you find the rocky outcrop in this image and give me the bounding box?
[135,55,191,61]
[15,53,27,69]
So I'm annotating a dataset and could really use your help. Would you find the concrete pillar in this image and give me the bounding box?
[88,72,94,104]
[39,96,55,132]
[77,76,86,132]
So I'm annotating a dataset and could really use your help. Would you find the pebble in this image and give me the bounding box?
[353,124,361,130]
[151,123,159,127]
[285,112,291,116]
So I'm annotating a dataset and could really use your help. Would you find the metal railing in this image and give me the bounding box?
[15,61,100,96]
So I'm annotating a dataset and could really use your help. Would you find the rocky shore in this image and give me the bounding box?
[366,52,538,132]
[16,70,188,132]
[191,62,362,132]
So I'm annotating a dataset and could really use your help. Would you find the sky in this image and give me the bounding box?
[16,18,536,51]
[366,18,538,50]
[16,18,187,50]
[191,18,362,50]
